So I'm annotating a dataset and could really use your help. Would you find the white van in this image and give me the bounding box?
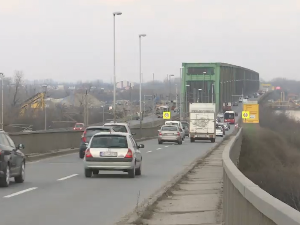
[164,121,185,140]
[239,97,243,102]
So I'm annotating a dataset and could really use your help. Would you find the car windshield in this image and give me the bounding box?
[90,135,128,148]
[105,125,127,133]
[181,122,188,127]
[86,128,111,137]
[166,122,179,126]
[161,126,178,131]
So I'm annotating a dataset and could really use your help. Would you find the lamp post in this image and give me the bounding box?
[198,89,202,103]
[113,11,122,123]
[179,67,183,120]
[101,106,104,124]
[0,73,4,130]
[185,84,190,118]
[212,83,214,103]
[167,74,174,101]
[139,34,146,131]
[42,85,48,130]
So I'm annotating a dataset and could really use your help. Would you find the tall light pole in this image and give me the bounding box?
[198,89,202,103]
[185,84,190,118]
[175,84,178,111]
[167,74,174,101]
[202,72,206,103]
[42,85,48,130]
[212,83,214,103]
[113,11,122,123]
[179,67,183,120]
[101,106,104,124]
[139,33,146,131]
[0,73,4,130]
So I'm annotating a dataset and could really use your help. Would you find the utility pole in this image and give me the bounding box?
[0,73,4,130]
[42,85,48,130]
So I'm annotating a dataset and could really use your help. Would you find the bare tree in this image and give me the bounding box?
[12,71,23,106]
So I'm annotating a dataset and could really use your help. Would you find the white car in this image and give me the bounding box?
[83,132,143,178]
[216,128,223,137]
[217,113,224,118]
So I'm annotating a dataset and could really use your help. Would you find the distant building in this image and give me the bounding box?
[116,81,134,89]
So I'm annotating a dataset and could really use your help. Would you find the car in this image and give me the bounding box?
[103,123,136,135]
[216,117,221,123]
[74,123,85,131]
[0,130,26,187]
[216,127,223,137]
[233,102,238,106]
[164,121,185,140]
[216,124,226,135]
[180,121,189,137]
[83,132,143,178]
[217,113,224,118]
[79,126,115,158]
[239,97,243,102]
[244,96,249,99]
[158,125,183,144]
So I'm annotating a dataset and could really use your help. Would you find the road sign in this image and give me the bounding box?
[243,104,259,123]
[163,111,171,119]
[242,111,250,119]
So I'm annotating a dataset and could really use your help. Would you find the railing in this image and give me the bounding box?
[222,90,300,224]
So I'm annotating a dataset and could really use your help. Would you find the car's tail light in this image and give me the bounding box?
[85,149,92,158]
[159,132,162,136]
[82,130,87,143]
[177,132,180,136]
[125,149,133,158]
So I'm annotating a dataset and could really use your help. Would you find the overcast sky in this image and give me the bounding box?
[0,0,299,83]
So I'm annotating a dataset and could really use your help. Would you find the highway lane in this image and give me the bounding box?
[0,106,241,225]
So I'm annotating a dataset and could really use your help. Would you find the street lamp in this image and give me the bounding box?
[101,105,104,124]
[179,67,184,120]
[113,11,122,123]
[185,84,190,118]
[0,73,4,130]
[42,85,48,130]
[167,74,174,101]
[198,88,202,103]
[139,33,146,131]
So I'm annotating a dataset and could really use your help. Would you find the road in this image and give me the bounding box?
[0,106,242,225]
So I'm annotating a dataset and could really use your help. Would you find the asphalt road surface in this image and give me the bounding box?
[0,106,242,225]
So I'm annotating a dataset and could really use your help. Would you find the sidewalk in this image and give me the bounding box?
[139,141,226,225]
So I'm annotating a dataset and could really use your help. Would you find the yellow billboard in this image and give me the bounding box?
[243,102,259,123]
[261,83,272,87]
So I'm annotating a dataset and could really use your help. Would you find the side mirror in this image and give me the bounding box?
[158,130,161,132]
[85,143,88,147]
[131,132,136,135]
[17,144,25,150]
[138,144,144,148]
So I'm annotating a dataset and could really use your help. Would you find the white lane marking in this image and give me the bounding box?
[4,187,38,198]
[57,174,78,181]
[157,148,162,150]
[147,151,152,153]
[165,146,169,148]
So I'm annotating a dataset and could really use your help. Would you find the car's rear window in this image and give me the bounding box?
[90,135,128,148]
[166,122,179,126]
[105,125,127,133]
[75,124,84,127]
[161,126,177,131]
[86,128,111,137]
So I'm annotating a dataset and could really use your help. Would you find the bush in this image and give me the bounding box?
[239,106,300,211]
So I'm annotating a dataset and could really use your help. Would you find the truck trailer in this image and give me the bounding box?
[189,103,216,143]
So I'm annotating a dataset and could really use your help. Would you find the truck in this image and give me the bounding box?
[189,103,216,143]
[222,102,232,112]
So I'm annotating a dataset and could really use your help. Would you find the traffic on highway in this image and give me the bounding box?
[0,102,244,225]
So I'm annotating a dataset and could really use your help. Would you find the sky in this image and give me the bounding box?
[0,0,299,83]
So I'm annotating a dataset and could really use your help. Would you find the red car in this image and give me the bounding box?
[73,123,85,131]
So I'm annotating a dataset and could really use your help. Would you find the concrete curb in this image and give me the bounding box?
[25,137,157,162]
[115,137,226,225]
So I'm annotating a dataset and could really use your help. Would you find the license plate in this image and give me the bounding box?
[100,152,117,157]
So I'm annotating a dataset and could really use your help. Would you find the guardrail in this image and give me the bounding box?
[223,128,300,225]
[222,90,300,224]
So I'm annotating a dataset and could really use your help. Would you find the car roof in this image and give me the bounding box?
[104,123,128,126]
[94,132,129,137]
[86,126,112,129]
[162,125,178,127]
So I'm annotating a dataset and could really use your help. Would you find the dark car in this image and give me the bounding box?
[216,124,226,135]
[181,121,189,137]
[79,126,115,158]
[0,130,26,187]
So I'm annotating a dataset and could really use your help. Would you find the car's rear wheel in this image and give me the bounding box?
[158,140,163,144]
[15,162,25,183]
[128,164,136,178]
[85,169,92,178]
[92,170,99,175]
[79,151,84,159]
[0,164,10,187]
[135,162,142,176]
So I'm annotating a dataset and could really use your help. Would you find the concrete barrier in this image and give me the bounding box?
[9,126,161,155]
[222,128,300,225]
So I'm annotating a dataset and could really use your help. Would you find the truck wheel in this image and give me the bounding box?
[190,138,195,143]
[211,138,215,143]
